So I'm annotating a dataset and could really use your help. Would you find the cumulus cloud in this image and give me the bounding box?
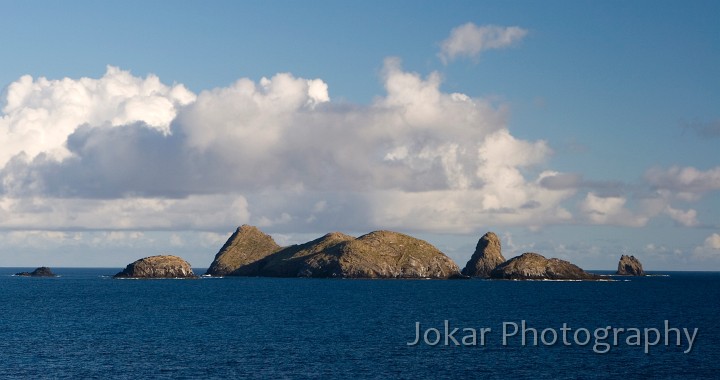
[0,66,195,166]
[439,23,528,64]
[578,192,656,227]
[704,233,720,249]
[579,193,634,226]
[0,59,582,233]
[2,58,713,236]
[645,166,720,200]
[533,165,706,229]
[532,164,713,228]
[571,181,707,229]
[693,233,720,259]
[664,206,699,227]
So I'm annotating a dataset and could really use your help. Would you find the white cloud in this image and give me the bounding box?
[706,234,720,249]
[3,60,712,240]
[199,232,228,247]
[0,229,236,267]
[0,66,195,166]
[575,189,704,228]
[578,193,650,227]
[256,212,293,228]
[367,188,573,234]
[439,23,528,64]
[0,59,579,236]
[645,166,720,200]
[181,72,330,156]
[664,206,699,227]
[0,194,250,230]
[693,233,720,259]
[90,231,145,246]
[0,230,74,247]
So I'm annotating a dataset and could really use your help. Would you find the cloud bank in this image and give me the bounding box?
[0,42,713,236]
[0,58,587,233]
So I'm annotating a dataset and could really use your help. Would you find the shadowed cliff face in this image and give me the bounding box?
[205,225,282,276]
[211,227,462,279]
[251,232,354,277]
[461,232,505,278]
[114,255,196,278]
[490,252,600,280]
[616,255,645,276]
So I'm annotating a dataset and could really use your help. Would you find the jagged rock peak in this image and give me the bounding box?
[205,225,282,276]
[490,252,600,280]
[461,231,505,278]
[616,254,645,276]
[114,255,196,279]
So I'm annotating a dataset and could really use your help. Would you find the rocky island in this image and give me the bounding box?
[205,226,608,280]
[616,254,645,276]
[206,226,462,279]
[459,232,599,280]
[114,255,197,279]
[461,232,505,278]
[15,267,57,277]
[490,252,601,280]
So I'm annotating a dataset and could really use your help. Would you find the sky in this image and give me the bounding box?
[1,0,718,270]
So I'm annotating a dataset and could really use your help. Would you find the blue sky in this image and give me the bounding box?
[1,1,718,270]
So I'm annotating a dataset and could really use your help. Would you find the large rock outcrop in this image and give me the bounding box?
[15,267,57,277]
[490,252,600,280]
[616,255,645,276]
[114,255,197,279]
[461,232,505,278]
[218,228,462,279]
[205,225,282,276]
[336,231,461,279]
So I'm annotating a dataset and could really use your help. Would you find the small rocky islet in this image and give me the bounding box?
[489,252,601,280]
[616,254,645,276]
[112,224,645,280]
[113,255,197,279]
[15,267,57,277]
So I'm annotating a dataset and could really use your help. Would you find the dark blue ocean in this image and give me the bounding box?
[1,269,718,379]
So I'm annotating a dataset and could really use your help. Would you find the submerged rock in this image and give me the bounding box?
[490,252,600,280]
[114,255,196,279]
[205,225,282,276]
[15,267,57,277]
[461,232,505,278]
[616,255,645,276]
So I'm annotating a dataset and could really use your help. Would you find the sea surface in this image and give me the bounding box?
[0,268,718,379]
